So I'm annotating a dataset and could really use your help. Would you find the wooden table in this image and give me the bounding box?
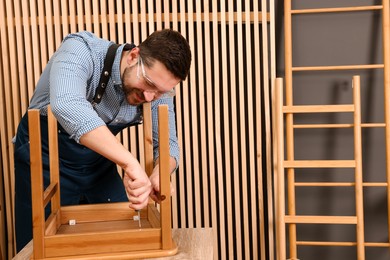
[13,228,213,260]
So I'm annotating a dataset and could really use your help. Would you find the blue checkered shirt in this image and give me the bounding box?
[28,31,179,165]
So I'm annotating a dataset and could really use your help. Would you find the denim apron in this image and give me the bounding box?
[14,110,142,251]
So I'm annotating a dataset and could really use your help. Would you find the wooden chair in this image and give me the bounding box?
[27,104,177,259]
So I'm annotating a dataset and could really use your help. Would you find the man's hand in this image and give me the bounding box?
[122,164,152,210]
[149,170,175,203]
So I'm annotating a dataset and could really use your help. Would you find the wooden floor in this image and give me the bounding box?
[13,228,214,260]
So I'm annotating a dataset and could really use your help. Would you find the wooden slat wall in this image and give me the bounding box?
[0,1,275,259]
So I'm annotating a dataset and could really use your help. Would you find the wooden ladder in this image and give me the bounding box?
[277,1,390,259]
[276,76,366,260]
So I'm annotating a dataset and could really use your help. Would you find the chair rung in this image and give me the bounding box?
[285,215,357,224]
[283,104,354,113]
[284,160,355,168]
[43,183,58,207]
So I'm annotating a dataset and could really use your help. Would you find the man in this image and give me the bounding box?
[13,29,191,251]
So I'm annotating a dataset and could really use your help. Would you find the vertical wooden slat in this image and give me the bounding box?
[92,0,100,36]
[0,1,14,256]
[156,0,162,30]
[76,0,85,32]
[14,0,28,113]
[21,0,35,101]
[236,1,250,259]
[6,0,20,128]
[175,0,190,230]
[53,0,62,48]
[30,0,42,85]
[202,0,215,243]
[127,1,140,166]
[126,1,138,166]
[37,0,48,71]
[60,0,69,37]
[275,78,286,260]
[163,0,170,27]
[254,0,266,259]
[211,1,225,259]
[353,76,365,259]
[382,0,390,244]
[241,0,258,259]
[100,0,108,39]
[179,0,193,228]
[124,0,133,46]
[147,0,155,33]
[194,0,206,228]
[45,0,55,57]
[268,0,276,258]
[84,0,92,32]
[137,1,147,171]
[68,0,77,33]
[116,0,124,44]
[228,0,242,258]
[188,0,201,228]
[220,0,234,257]
[108,0,116,41]
[168,0,179,229]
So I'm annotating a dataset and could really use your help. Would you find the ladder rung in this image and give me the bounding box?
[295,182,354,187]
[293,123,386,129]
[292,64,384,72]
[296,241,390,247]
[295,182,388,187]
[296,241,356,246]
[363,182,388,187]
[291,5,383,15]
[285,215,357,224]
[284,160,355,168]
[283,104,354,113]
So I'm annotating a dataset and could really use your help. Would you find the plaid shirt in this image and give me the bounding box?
[28,31,179,164]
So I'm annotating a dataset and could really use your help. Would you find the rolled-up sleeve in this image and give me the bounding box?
[49,38,105,142]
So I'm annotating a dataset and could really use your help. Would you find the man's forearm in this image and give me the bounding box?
[79,125,139,172]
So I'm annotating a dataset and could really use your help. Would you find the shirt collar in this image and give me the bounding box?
[111,44,126,86]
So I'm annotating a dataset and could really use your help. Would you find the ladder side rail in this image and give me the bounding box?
[275,78,286,260]
[381,0,390,245]
[283,1,298,259]
[353,76,365,260]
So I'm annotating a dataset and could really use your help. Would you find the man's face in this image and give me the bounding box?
[121,57,180,106]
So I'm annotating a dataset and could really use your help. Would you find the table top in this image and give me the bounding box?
[13,228,214,260]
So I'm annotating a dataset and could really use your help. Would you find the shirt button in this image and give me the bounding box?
[115,119,119,122]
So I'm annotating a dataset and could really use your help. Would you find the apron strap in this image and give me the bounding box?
[93,43,136,105]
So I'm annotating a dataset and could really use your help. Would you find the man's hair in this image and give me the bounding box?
[139,29,191,81]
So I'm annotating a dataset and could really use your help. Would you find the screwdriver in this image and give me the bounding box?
[135,209,141,228]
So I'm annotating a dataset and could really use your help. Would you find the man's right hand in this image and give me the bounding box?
[122,164,152,210]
